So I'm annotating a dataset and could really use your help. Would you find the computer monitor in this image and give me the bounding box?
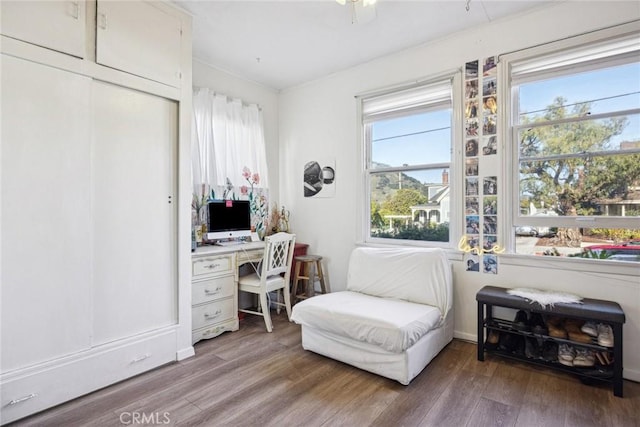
[206,200,252,241]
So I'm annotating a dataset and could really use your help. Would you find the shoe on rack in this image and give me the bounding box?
[558,344,575,366]
[529,312,548,335]
[595,351,607,366]
[514,335,526,357]
[485,329,500,350]
[573,348,596,367]
[565,319,593,344]
[546,316,568,339]
[542,341,558,362]
[524,337,541,359]
[498,333,518,352]
[581,321,598,337]
[513,310,529,331]
[597,324,614,347]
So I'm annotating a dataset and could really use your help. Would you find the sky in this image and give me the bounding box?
[369,61,640,185]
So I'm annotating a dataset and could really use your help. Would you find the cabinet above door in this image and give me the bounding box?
[1,0,86,58]
[96,1,183,88]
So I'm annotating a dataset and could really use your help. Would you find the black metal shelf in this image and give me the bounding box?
[476,285,625,397]
[484,340,614,383]
[485,317,612,352]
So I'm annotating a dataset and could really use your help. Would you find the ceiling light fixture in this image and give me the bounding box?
[336,0,377,6]
[336,0,377,24]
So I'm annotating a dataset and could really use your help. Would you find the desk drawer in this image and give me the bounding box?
[192,298,235,330]
[236,248,263,265]
[192,275,235,305]
[192,255,233,278]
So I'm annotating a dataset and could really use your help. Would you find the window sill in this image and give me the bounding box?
[499,253,640,278]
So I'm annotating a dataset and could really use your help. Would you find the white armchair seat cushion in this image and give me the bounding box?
[290,291,442,353]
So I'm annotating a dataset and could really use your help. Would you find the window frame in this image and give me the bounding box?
[501,21,640,257]
[357,72,462,247]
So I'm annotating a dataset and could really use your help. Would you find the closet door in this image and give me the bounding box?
[91,81,177,345]
[96,1,182,87]
[1,55,92,372]
[0,0,86,58]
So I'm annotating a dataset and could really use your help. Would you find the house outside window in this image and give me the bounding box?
[360,77,457,245]
[503,24,640,262]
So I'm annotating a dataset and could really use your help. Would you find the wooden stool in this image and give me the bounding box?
[291,255,328,303]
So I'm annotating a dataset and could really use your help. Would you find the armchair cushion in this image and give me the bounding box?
[290,291,442,353]
[346,247,452,318]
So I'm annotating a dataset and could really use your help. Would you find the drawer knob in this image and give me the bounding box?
[9,393,37,406]
[204,263,220,270]
[204,287,222,296]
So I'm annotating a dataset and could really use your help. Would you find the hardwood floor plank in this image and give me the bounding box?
[372,343,471,426]
[466,397,519,427]
[318,375,402,427]
[418,370,490,426]
[564,378,613,427]
[264,361,372,426]
[513,371,568,427]
[481,358,532,407]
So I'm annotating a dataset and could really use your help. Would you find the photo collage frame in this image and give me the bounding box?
[463,57,500,274]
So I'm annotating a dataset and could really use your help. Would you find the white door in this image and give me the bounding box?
[91,81,177,345]
[96,1,182,87]
[0,0,86,58]
[1,55,93,372]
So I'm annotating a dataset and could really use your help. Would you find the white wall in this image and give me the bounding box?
[193,59,281,203]
[279,2,640,381]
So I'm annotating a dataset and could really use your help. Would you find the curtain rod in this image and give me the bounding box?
[193,86,262,111]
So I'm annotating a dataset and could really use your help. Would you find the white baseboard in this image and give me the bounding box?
[454,330,477,342]
[176,346,195,361]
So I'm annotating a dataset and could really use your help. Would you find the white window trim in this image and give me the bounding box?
[356,71,462,248]
[499,20,640,262]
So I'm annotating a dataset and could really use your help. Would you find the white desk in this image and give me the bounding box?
[191,242,265,344]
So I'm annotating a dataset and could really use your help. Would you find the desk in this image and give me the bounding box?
[191,242,264,344]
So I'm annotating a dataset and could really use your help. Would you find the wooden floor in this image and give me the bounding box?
[12,313,640,427]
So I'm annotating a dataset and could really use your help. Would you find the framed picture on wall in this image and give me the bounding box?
[303,158,336,198]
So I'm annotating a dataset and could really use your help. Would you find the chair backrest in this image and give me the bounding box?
[259,232,296,280]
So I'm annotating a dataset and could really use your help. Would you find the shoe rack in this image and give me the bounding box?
[476,285,626,397]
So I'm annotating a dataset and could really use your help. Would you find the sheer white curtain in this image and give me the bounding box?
[192,88,270,233]
[192,87,269,192]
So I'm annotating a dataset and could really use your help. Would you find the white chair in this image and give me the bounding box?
[238,232,296,332]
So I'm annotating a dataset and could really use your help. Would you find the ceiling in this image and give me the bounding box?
[174,0,557,91]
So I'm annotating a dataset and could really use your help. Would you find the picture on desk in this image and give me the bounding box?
[304,158,335,198]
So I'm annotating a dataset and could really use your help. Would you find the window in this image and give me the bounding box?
[360,77,456,244]
[506,25,640,262]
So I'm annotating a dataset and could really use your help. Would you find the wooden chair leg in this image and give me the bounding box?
[260,293,273,333]
[283,285,292,321]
